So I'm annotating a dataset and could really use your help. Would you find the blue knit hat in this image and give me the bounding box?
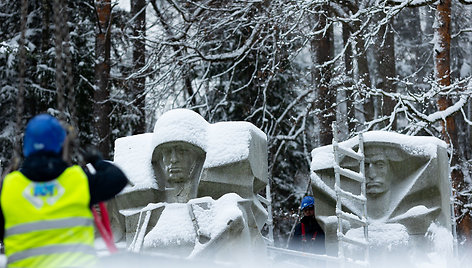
[300,196,315,210]
[23,114,66,157]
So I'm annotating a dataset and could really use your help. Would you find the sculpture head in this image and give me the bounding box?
[153,141,205,189]
[363,144,406,197]
[151,109,208,202]
[365,147,394,196]
[160,142,201,183]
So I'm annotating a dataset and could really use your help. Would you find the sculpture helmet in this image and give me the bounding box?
[152,109,208,152]
[300,196,315,210]
[23,114,66,157]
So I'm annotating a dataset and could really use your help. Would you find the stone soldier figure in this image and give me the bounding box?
[109,109,268,265]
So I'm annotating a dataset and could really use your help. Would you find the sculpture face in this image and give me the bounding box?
[151,141,206,203]
[365,149,393,196]
[160,143,199,184]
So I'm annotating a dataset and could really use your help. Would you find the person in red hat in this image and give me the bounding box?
[0,114,128,267]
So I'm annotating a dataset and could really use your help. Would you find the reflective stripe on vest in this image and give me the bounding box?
[1,166,95,267]
[7,244,96,263]
[5,217,94,237]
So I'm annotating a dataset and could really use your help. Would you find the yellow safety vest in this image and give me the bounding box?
[1,165,96,267]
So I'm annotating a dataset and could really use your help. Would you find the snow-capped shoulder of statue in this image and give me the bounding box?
[390,205,438,222]
[114,133,156,193]
[204,121,267,168]
[310,131,447,171]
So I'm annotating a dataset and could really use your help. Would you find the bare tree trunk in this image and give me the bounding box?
[434,0,472,246]
[131,0,146,134]
[354,21,373,124]
[374,17,396,129]
[53,0,65,121]
[40,0,50,91]
[312,6,334,146]
[94,0,112,158]
[343,24,356,133]
[469,101,472,159]
[14,0,28,167]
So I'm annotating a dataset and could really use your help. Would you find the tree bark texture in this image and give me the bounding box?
[312,6,335,146]
[131,0,146,134]
[434,0,472,245]
[343,24,356,133]
[94,0,112,158]
[40,0,50,91]
[374,16,396,129]
[354,23,373,124]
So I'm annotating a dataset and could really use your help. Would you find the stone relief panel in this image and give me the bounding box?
[108,109,268,263]
[310,131,452,261]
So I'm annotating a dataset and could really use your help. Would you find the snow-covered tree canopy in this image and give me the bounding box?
[1,0,472,248]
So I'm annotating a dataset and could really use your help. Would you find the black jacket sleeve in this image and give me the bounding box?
[288,223,302,251]
[85,160,128,206]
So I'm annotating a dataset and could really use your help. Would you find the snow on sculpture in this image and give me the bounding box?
[310,131,452,264]
[199,121,269,230]
[151,109,208,203]
[109,109,268,263]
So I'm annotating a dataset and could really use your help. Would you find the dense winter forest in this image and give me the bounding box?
[1,0,472,250]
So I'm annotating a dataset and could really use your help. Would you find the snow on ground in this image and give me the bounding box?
[417,222,456,268]
[343,221,458,268]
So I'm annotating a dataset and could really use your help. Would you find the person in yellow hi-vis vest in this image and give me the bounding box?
[0,114,128,267]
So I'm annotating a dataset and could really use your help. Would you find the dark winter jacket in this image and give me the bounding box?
[0,152,128,241]
[289,215,326,254]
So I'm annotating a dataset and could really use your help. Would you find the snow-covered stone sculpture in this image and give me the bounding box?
[198,121,269,230]
[109,109,268,263]
[310,131,452,263]
[151,109,208,203]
